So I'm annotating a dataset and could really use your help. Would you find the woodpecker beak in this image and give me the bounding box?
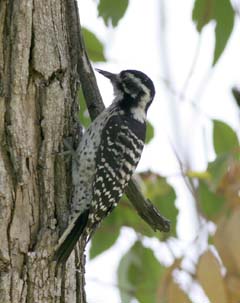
[96,68,117,82]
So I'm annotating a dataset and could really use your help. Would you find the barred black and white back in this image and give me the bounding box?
[54,69,155,263]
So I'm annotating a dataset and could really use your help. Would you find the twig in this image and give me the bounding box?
[75,9,170,233]
[179,35,202,99]
[169,141,202,225]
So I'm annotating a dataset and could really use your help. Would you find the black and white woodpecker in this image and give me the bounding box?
[54,69,155,263]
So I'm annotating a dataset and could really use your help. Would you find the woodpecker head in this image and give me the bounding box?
[96,69,155,122]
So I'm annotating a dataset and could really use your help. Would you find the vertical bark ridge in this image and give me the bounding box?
[0,0,85,302]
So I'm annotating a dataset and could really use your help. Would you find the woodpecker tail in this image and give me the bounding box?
[53,210,89,264]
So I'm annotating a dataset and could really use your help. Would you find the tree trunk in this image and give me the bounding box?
[0,0,85,302]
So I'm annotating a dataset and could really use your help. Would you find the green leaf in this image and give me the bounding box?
[78,89,91,128]
[145,121,154,144]
[117,249,134,303]
[213,0,234,65]
[82,27,106,62]
[97,0,129,27]
[186,170,211,180]
[207,153,229,190]
[120,198,155,237]
[192,0,234,65]
[213,119,239,156]
[198,180,225,219]
[140,172,178,239]
[232,87,240,108]
[192,0,214,31]
[90,211,121,259]
[118,241,165,303]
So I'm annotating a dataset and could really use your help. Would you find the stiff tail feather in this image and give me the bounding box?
[53,210,89,263]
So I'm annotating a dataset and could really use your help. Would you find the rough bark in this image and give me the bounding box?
[0,0,85,302]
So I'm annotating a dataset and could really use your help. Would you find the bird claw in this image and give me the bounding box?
[55,137,76,160]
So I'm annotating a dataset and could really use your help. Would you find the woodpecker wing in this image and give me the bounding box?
[85,114,146,236]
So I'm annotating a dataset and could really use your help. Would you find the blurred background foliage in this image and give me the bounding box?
[79,0,240,302]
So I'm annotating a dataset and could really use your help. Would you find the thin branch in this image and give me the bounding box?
[125,178,170,232]
[169,141,202,225]
[170,142,196,198]
[179,35,202,99]
[161,76,213,124]
[75,9,170,233]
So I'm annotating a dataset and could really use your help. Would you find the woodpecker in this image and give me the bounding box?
[54,69,155,263]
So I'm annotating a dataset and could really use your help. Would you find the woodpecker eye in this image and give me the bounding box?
[124,79,138,90]
[122,77,141,96]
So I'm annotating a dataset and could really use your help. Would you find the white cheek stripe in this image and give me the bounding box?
[130,93,151,123]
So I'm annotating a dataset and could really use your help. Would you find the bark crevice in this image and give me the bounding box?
[0,0,86,302]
